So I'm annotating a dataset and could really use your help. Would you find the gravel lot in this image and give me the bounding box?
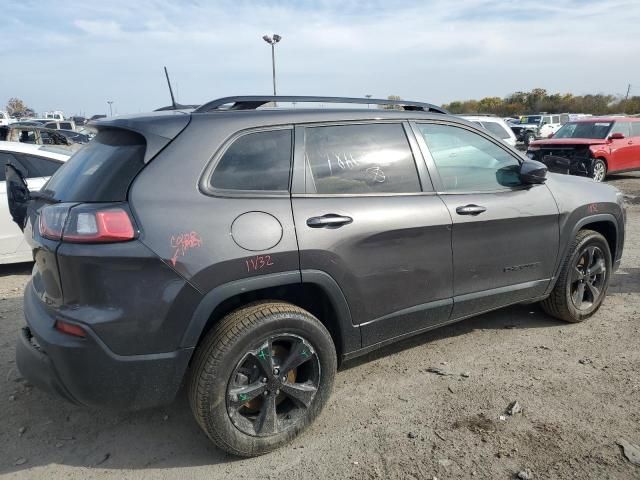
[1,174,639,480]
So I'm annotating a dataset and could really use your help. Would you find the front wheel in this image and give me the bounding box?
[188,301,337,457]
[541,229,611,322]
[591,158,607,182]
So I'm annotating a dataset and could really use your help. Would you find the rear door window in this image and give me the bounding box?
[304,123,422,194]
[43,128,146,201]
[209,129,292,192]
[15,154,63,177]
[481,121,511,140]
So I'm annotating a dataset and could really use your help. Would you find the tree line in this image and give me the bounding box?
[441,88,640,116]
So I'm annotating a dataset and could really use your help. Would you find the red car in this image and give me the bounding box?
[526,117,640,182]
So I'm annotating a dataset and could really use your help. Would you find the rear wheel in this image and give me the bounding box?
[189,301,336,457]
[541,230,611,322]
[591,158,607,182]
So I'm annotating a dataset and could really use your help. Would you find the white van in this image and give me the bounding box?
[460,115,518,147]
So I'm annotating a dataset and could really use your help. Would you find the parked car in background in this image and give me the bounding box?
[0,141,69,263]
[527,117,640,181]
[460,115,517,147]
[43,120,76,131]
[511,114,566,144]
[3,125,82,152]
[43,111,65,121]
[55,129,91,144]
[0,111,15,126]
[10,96,625,457]
[70,116,87,127]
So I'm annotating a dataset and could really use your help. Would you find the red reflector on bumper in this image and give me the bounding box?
[54,320,87,338]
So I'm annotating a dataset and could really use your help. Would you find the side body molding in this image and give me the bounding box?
[180,270,362,355]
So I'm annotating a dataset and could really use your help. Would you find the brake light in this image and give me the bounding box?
[39,204,136,243]
[54,320,87,338]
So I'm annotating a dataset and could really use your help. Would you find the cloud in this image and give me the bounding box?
[1,0,639,115]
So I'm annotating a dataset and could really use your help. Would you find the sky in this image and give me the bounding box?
[2,0,639,116]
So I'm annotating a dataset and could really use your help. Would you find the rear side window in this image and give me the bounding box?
[43,128,146,201]
[60,122,73,130]
[209,129,292,192]
[304,123,422,194]
[15,154,63,177]
[481,121,511,140]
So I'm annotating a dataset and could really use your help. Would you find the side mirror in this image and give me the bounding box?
[520,159,548,184]
[548,133,554,138]
[609,132,624,140]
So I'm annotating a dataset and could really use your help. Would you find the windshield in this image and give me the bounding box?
[553,122,612,139]
[520,115,541,125]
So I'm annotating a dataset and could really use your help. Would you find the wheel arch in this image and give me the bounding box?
[180,270,361,361]
[547,213,621,295]
[578,219,617,260]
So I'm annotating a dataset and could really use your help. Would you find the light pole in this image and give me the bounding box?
[365,94,372,108]
[262,34,282,100]
[107,100,114,116]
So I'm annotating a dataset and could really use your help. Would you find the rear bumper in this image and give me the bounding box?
[17,281,194,410]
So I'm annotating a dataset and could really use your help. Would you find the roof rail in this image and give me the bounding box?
[193,96,449,114]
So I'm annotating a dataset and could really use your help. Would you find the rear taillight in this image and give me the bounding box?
[54,320,87,338]
[39,204,136,243]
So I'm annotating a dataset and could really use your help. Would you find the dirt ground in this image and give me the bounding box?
[1,174,639,480]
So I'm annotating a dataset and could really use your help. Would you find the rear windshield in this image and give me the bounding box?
[43,128,146,201]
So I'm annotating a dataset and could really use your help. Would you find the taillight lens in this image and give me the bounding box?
[54,320,87,338]
[39,204,136,243]
[39,204,70,240]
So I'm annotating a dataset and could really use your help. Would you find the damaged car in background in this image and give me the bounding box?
[526,117,640,182]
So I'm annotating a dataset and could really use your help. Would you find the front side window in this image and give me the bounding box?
[610,121,632,137]
[417,123,521,192]
[210,129,292,192]
[304,123,422,194]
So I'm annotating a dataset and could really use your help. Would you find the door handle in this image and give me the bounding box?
[307,214,353,228]
[456,204,487,216]
[628,141,634,145]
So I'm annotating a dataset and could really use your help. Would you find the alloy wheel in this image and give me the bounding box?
[592,162,606,182]
[570,245,606,310]
[226,334,321,437]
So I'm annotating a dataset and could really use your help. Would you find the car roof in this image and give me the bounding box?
[0,141,72,161]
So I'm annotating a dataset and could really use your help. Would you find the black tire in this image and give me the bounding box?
[188,301,337,457]
[591,158,607,182]
[541,229,611,322]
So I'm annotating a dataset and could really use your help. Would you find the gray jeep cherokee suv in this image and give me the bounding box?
[8,96,626,457]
